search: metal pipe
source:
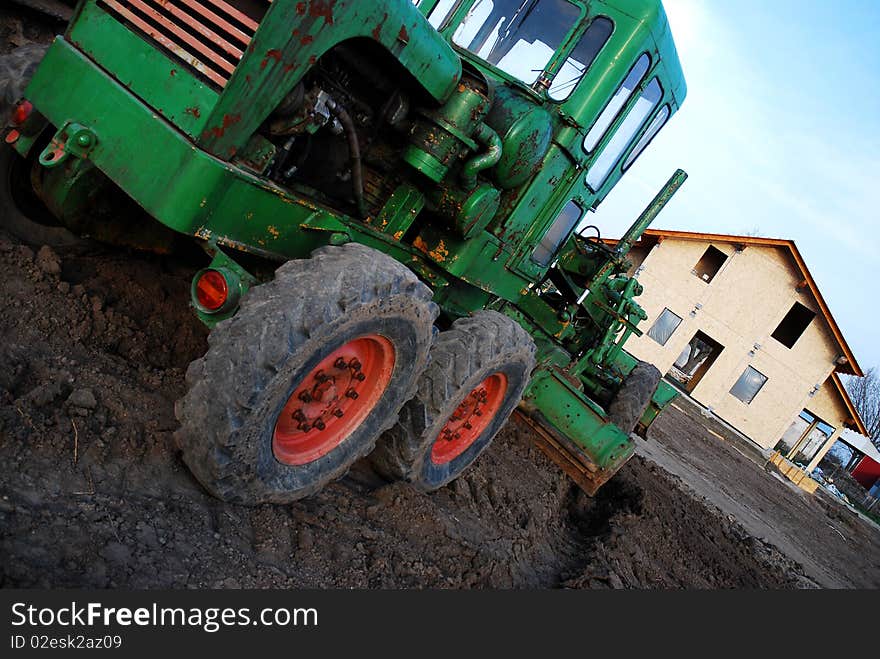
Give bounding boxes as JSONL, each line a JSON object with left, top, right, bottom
{"left": 461, "top": 123, "right": 502, "bottom": 190}
{"left": 617, "top": 168, "right": 688, "bottom": 257}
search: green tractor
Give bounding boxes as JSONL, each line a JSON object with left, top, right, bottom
{"left": 2, "top": 0, "right": 687, "bottom": 503}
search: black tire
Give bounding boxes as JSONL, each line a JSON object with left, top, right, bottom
{"left": 371, "top": 310, "right": 536, "bottom": 491}
{"left": 0, "top": 44, "right": 85, "bottom": 248}
{"left": 607, "top": 361, "right": 661, "bottom": 435}
{"left": 174, "top": 243, "right": 438, "bottom": 504}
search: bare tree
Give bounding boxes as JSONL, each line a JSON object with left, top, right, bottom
{"left": 844, "top": 368, "right": 880, "bottom": 444}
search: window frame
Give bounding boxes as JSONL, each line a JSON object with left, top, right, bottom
{"left": 548, "top": 15, "right": 614, "bottom": 102}
{"left": 582, "top": 52, "right": 651, "bottom": 155}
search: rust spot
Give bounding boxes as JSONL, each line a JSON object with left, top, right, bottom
{"left": 261, "top": 49, "right": 283, "bottom": 69}
{"left": 308, "top": 0, "right": 335, "bottom": 25}
{"left": 413, "top": 236, "right": 429, "bottom": 255}
{"left": 296, "top": 1, "right": 306, "bottom": 14}
{"left": 170, "top": 69, "right": 177, "bottom": 77}
{"left": 292, "top": 28, "right": 300, "bottom": 36}
{"left": 228, "top": 145, "right": 237, "bottom": 157}
{"left": 397, "top": 25, "right": 409, "bottom": 42}
{"left": 308, "top": 55, "right": 317, "bottom": 65}
{"left": 208, "top": 113, "right": 242, "bottom": 139}
{"left": 372, "top": 12, "right": 388, "bottom": 40}
{"left": 184, "top": 106, "right": 201, "bottom": 119}
{"left": 300, "top": 34, "right": 314, "bottom": 45}
{"left": 284, "top": 63, "right": 296, "bottom": 73}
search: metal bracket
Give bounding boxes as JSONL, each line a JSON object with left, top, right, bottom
{"left": 38, "top": 122, "right": 97, "bottom": 168}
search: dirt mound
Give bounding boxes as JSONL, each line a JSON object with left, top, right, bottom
{"left": 0, "top": 235, "right": 814, "bottom": 588}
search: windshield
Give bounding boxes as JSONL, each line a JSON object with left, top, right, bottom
{"left": 452, "top": 0, "right": 580, "bottom": 86}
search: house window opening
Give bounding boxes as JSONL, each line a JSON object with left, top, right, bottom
{"left": 647, "top": 308, "right": 682, "bottom": 346}
{"left": 771, "top": 302, "right": 815, "bottom": 348}
{"left": 692, "top": 245, "right": 727, "bottom": 283}
{"left": 730, "top": 365, "right": 768, "bottom": 404}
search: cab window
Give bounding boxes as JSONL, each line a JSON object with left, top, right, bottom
{"left": 623, "top": 104, "right": 670, "bottom": 170}
{"left": 585, "top": 77, "right": 663, "bottom": 190}
{"left": 583, "top": 53, "right": 649, "bottom": 152}
{"left": 453, "top": 0, "right": 580, "bottom": 86}
{"left": 532, "top": 201, "right": 583, "bottom": 266}
{"left": 548, "top": 17, "right": 613, "bottom": 101}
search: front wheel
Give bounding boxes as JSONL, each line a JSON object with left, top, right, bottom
{"left": 174, "top": 243, "right": 437, "bottom": 504}
{"left": 371, "top": 310, "right": 536, "bottom": 491}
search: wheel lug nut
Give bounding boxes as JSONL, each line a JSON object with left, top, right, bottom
{"left": 349, "top": 358, "right": 361, "bottom": 371}
{"left": 298, "top": 391, "right": 312, "bottom": 403}
{"left": 332, "top": 409, "right": 344, "bottom": 418}
{"left": 453, "top": 432, "right": 461, "bottom": 440}
{"left": 346, "top": 389, "right": 359, "bottom": 399}
{"left": 474, "top": 410, "right": 482, "bottom": 416}
{"left": 292, "top": 410, "right": 306, "bottom": 421}
{"left": 463, "top": 422, "right": 472, "bottom": 429}
{"left": 314, "top": 419, "right": 326, "bottom": 430}
{"left": 334, "top": 357, "right": 347, "bottom": 369}
{"left": 355, "top": 372, "right": 366, "bottom": 381}
{"left": 300, "top": 423, "right": 311, "bottom": 432}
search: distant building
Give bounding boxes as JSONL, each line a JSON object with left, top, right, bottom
{"left": 617, "top": 229, "right": 869, "bottom": 474}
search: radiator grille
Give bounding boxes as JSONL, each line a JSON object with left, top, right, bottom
{"left": 100, "top": 0, "right": 272, "bottom": 87}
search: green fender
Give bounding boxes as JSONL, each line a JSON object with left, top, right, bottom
{"left": 200, "top": 0, "right": 463, "bottom": 156}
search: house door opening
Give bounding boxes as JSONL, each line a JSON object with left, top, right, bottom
{"left": 776, "top": 409, "right": 835, "bottom": 467}
{"left": 667, "top": 331, "right": 724, "bottom": 393}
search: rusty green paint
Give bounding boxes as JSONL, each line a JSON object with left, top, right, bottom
{"left": 17, "top": 0, "right": 689, "bottom": 494}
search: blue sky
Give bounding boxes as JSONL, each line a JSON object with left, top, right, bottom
{"left": 591, "top": 0, "right": 880, "bottom": 374}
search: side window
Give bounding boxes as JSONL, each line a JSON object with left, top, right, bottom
{"left": 427, "top": 0, "right": 459, "bottom": 28}
{"left": 623, "top": 104, "right": 670, "bottom": 170}
{"left": 531, "top": 201, "right": 583, "bottom": 266}
{"left": 583, "top": 53, "right": 650, "bottom": 152}
{"left": 549, "top": 17, "right": 613, "bottom": 101}
{"left": 586, "top": 77, "right": 663, "bottom": 191}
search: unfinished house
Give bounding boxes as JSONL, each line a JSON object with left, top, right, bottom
{"left": 618, "top": 229, "right": 868, "bottom": 473}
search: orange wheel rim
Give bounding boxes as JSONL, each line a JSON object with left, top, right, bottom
{"left": 431, "top": 372, "right": 508, "bottom": 465}
{"left": 273, "top": 335, "right": 395, "bottom": 466}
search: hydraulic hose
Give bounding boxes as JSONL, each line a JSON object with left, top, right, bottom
{"left": 461, "top": 123, "right": 502, "bottom": 191}
{"left": 326, "top": 97, "right": 366, "bottom": 219}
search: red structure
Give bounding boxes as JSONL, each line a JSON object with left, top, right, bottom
{"left": 851, "top": 456, "right": 880, "bottom": 490}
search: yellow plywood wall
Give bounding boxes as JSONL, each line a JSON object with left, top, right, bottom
{"left": 626, "top": 239, "right": 847, "bottom": 448}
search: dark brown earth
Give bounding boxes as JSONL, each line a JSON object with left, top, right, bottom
{"left": 2, "top": 8, "right": 877, "bottom": 590}
{"left": 0, "top": 235, "right": 818, "bottom": 590}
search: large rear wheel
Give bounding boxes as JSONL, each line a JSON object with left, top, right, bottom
{"left": 0, "top": 44, "right": 84, "bottom": 248}
{"left": 175, "top": 243, "right": 437, "bottom": 504}
{"left": 371, "top": 310, "right": 536, "bottom": 491}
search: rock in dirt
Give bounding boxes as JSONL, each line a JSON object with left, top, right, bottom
{"left": 35, "top": 245, "right": 61, "bottom": 275}
{"left": 66, "top": 388, "right": 97, "bottom": 410}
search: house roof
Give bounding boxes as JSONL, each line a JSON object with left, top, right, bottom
{"left": 614, "top": 229, "right": 863, "bottom": 377}
{"left": 839, "top": 428, "right": 880, "bottom": 463}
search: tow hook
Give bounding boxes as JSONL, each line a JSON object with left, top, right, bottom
{"left": 38, "top": 122, "right": 97, "bottom": 168}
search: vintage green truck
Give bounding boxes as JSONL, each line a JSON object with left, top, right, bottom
{"left": 1, "top": 0, "right": 686, "bottom": 503}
